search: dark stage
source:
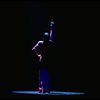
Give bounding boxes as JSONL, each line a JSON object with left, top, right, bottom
{"left": 0, "top": 1, "right": 100, "bottom": 99}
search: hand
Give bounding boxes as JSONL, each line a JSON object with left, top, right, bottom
{"left": 36, "top": 53, "right": 42, "bottom": 62}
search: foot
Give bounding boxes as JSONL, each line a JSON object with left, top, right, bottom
{"left": 43, "top": 91, "right": 50, "bottom": 94}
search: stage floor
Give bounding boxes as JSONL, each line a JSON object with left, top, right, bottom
{"left": 0, "top": 90, "right": 86, "bottom": 99}
{"left": 12, "top": 90, "right": 85, "bottom": 95}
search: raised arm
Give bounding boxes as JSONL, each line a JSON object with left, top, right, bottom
{"left": 50, "top": 20, "right": 54, "bottom": 42}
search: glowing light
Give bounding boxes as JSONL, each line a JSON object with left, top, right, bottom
{"left": 12, "top": 91, "right": 85, "bottom": 95}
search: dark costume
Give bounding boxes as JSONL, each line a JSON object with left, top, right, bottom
{"left": 40, "top": 40, "right": 53, "bottom": 93}
{"left": 32, "top": 39, "right": 54, "bottom": 93}
{"left": 32, "top": 20, "right": 54, "bottom": 93}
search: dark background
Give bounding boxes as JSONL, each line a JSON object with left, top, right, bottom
{"left": 0, "top": 1, "right": 100, "bottom": 98}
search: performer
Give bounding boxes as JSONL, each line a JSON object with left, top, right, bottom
{"left": 32, "top": 20, "right": 54, "bottom": 93}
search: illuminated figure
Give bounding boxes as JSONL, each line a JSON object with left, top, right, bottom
{"left": 32, "top": 20, "right": 54, "bottom": 93}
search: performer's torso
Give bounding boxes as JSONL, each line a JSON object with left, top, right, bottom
{"left": 38, "top": 41, "right": 53, "bottom": 65}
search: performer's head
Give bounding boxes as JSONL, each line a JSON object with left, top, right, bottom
{"left": 43, "top": 32, "right": 50, "bottom": 42}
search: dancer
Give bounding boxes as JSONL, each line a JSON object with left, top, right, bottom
{"left": 32, "top": 20, "right": 54, "bottom": 93}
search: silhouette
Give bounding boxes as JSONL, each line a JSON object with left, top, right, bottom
{"left": 32, "top": 20, "right": 54, "bottom": 93}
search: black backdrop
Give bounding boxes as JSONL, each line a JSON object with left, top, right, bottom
{"left": 0, "top": 1, "right": 100, "bottom": 98}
